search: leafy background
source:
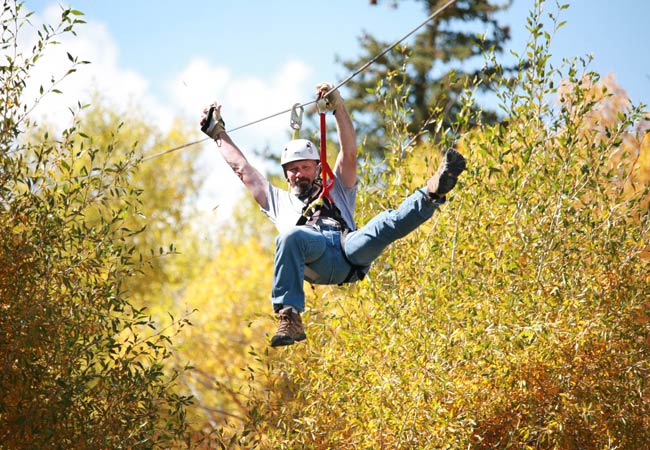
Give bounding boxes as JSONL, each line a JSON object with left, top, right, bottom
{"left": 1, "top": 0, "right": 648, "bottom": 449}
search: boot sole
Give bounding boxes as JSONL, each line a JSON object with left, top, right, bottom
{"left": 270, "top": 335, "right": 295, "bottom": 347}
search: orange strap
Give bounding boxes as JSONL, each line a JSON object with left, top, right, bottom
{"left": 319, "top": 112, "right": 335, "bottom": 201}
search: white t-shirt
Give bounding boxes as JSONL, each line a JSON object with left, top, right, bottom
{"left": 261, "top": 169, "right": 357, "bottom": 234}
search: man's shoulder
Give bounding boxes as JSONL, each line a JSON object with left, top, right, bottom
{"left": 267, "top": 183, "right": 293, "bottom": 201}
{"left": 266, "top": 183, "right": 304, "bottom": 211}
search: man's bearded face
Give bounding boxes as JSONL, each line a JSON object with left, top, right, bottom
{"left": 284, "top": 160, "right": 321, "bottom": 199}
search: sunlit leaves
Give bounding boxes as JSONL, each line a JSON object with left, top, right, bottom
{"left": 1, "top": 2, "right": 193, "bottom": 447}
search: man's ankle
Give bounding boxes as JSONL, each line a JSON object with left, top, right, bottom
{"left": 273, "top": 303, "right": 299, "bottom": 314}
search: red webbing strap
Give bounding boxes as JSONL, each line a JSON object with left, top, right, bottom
{"left": 319, "top": 112, "right": 335, "bottom": 201}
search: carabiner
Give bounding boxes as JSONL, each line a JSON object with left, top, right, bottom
{"left": 290, "top": 103, "right": 304, "bottom": 130}
{"left": 316, "top": 97, "right": 329, "bottom": 114}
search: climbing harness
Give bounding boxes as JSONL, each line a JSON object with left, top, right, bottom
{"left": 293, "top": 103, "right": 369, "bottom": 285}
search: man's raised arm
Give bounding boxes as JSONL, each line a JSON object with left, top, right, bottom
{"left": 200, "top": 103, "right": 269, "bottom": 209}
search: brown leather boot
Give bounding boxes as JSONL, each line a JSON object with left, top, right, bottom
{"left": 427, "top": 148, "right": 467, "bottom": 199}
{"left": 271, "top": 307, "right": 307, "bottom": 347}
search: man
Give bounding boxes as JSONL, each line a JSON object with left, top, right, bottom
{"left": 200, "top": 82, "right": 466, "bottom": 347}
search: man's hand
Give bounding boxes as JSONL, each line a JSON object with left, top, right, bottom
{"left": 315, "top": 82, "right": 343, "bottom": 111}
{"left": 200, "top": 102, "right": 226, "bottom": 139}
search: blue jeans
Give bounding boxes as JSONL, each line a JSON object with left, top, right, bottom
{"left": 272, "top": 189, "right": 444, "bottom": 312}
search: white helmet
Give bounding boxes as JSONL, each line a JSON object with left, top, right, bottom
{"left": 280, "top": 139, "right": 320, "bottom": 166}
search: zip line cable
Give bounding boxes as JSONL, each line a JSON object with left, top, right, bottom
{"left": 141, "top": 137, "right": 209, "bottom": 162}
{"left": 38, "top": 0, "right": 455, "bottom": 190}
{"left": 142, "top": 0, "right": 457, "bottom": 164}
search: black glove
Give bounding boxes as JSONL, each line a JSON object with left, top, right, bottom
{"left": 200, "top": 103, "right": 226, "bottom": 139}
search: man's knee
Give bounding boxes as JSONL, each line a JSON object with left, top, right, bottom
{"left": 276, "top": 226, "right": 311, "bottom": 249}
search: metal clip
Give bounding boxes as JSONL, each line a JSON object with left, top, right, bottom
{"left": 290, "top": 103, "right": 304, "bottom": 130}
{"left": 316, "top": 97, "right": 329, "bottom": 114}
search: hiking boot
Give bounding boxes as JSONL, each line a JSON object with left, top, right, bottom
{"left": 270, "top": 306, "right": 307, "bottom": 347}
{"left": 427, "top": 148, "right": 467, "bottom": 198}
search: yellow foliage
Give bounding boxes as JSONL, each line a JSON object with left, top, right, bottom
{"left": 174, "top": 224, "right": 276, "bottom": 436}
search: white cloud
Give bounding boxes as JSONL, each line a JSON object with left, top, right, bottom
{"left": 168, "top": 57, "right": 314, "bottom": 152}
{"left": 17, "top": 3, "right": 316, "bottom": 223}
{"left": 168, "top": 57, "right": 315, "bottom": 219}
{"left": 20, "top": 4, "right": 173, "bottom": 132}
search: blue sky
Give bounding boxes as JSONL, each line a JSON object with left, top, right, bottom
{"left": 20, "top": 0, "right": 650, "bottom": 215}
{"left": 23, "top": 0, "right": 648, "bottom": 105}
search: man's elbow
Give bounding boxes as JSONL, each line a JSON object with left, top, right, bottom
{"left": 228, "top": 162, "right": 248, "bottom": 182}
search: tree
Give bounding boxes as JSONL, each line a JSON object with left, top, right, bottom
{"left": 165, "top": 189, "right": 280, "bottom": 447}
{"left": 64, "top": 95, "right": 211, "bottom": 316}
{"left": 340, "top": 0, "right": 514, "bottom": 154}
{"left": 0, "top": 2, "right": 194, "bottom": 447}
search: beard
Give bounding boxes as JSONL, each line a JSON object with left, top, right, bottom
{"left": 291, "top": 178, "right": 322, "bottom": 201}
